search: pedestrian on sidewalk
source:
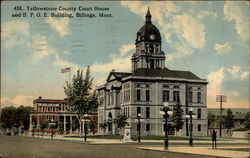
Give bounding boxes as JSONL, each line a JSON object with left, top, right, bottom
{"left": 212, "top": 129, "right": 217, "bottom": 149}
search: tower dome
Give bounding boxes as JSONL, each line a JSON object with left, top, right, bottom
{"left": 135, "top": 8, "right": 162, "bottom": 44}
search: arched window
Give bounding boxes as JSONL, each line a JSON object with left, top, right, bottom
{"left": 198, "top": 124, "right": 201, "bottom": 132}
{"left": 108, "top": 112, "right": 112, "bottom": 119}
{"left": 149, "top": 44, "right": 154, "bottom": 53}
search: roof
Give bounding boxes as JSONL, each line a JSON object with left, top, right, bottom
{"left": 34, "top": 99, "right": 67, "bottom": 104}
{"left": 136, "top": 8, "right": 161, "bottom": 44}
{"left": 131, "top": 68, "right": 202, "bottom": 80}
{"left": 106, "top": 71, "right": 131, "bottom": 82}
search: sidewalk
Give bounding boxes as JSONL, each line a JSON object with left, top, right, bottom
{"left": 138, "top": 146, "right": 250, "bottom": 158}
{"left": 28, "top": 134, "right": 249, "bottom": 144}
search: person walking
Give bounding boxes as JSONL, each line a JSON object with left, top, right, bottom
{"left": 212, "top": 129, "right": 217, "bottom": 149}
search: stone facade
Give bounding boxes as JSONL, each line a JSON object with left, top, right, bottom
{"left": 97, "top": 9, "right": 208, "bottom": 136}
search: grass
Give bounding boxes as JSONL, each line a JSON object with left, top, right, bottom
{"left": 64, "top": 135, "right": 213, "bottom": 140}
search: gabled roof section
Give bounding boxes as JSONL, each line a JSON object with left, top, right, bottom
{"left": 131, "top": 68, "right": 202, "bottom": 80}
{"left": 106, "top": 71, "right": 131, "bottom": 82}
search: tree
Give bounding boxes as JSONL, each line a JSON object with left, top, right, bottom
{"left": 114, "top": 114, "right": 128, "bottom": 134}
{"left": 16, "top": 106, "right": 33, "bottom": 130}
{"left": 208, "top": 112, "right": 216, "bottom": 127}
{"left": 224, "top": 109, "right": 235, "bottom": 133}
{"left": 99, "top": 122, "right": 108, "bottom": 135}
{"left": 64, "top": 66, "right": 98, "bottom": 136}
{"left": 40, "top": 120, "right": 48, "bottom": 138}
{"left": 171, "top": 101, "right": 183, "bottom": 131}
{"left": 1, "top": 106, "right": 17, "bottom": 129}
{"left": 243, "top": 112, "right": 250, "bottom": 129}
{"left": 0, "top": 106, "right": 32, "bottom": 131}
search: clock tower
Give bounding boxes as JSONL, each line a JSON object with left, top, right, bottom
{"left": 131, "top": 8, "right": 166, "bottom": 72}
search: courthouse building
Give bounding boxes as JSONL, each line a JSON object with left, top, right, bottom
{"left": 97, "top": 9, "right": 208, "bottom": 136}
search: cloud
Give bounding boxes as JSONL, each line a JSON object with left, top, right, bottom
{"left": 197, "top": 10, "right": 218, "bottom": 20}
{"left": 224, "top": 1, "right": 249, "bottom": 41}
{"left": 167, "top": 42, "right": 194, "bottom": 61}
{"left": 172, "top": 14, "right": 205, "bottom": 49}
{"left": 214, "top": 41, "right": 232, "bottom": 55}
{"left": 120, "top": 43, "right": 134, "bottom": 56}
{"left": 1, "top": 20, "right": 29, "bottom": 49}
{"left": 30, "top": 34, "right": 57, "bottom": 61}
{"left": 46, "top": 17, "right": 70, "bottom": 37}
{"left": 241, "top": 71, "right": 249, "bottom": 80}
{"left": 1, "top": 95, "right": 35, "bottom": 108}
{"left": 207, "top": 66, "right": 249, "bottom": 108}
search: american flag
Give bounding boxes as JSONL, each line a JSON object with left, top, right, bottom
{"left": 61, "top": 67, "right": 70, "bottom": 73}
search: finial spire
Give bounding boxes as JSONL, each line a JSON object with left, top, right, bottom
{"left": 145, "top": 7, "right": 152, "bottom": 24}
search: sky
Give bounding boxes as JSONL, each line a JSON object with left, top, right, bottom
{"left": 1, "top": 1, "right": 249, "bottom": 109}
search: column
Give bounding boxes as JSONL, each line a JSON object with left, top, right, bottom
{"left": 64, "top": 115, "right": 66, "bottom": 134}
{"left": 37, "top": 115, "right": 40, "bottom": 129}
{"left": 70, "top": 116, "right": 72, "bottom": 133}
{"left": 29, "top": 115, "right": 32, "bottom": 131}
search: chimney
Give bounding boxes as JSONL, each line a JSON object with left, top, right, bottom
{"left": 39, "top": 96, "right": 42, "bottom": 99}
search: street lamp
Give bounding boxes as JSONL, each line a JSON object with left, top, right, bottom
{"left": 186, "top": 107, "right": 195, "bottom": 146}
{"left": 49, "top": 119, "right": 56, "bottom": 139}
{"left": 161, "top": 102, "right": 172, "bottom": 150}
{"left": 82, "top": 114, "right": 88, "bottom": 142}
{"left": 137, "top": 113, "right": 141, "bottom": 142}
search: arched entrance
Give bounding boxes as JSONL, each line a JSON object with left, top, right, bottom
{"left": 108, "top": 112, "right": 113, "bottom": 135}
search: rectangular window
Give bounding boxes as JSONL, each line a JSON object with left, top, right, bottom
{"left": 189, "top": 91, "right": 193, "bottom": 102}
{"left": 198, "top": 109, "right": 201, "bottom": 119}
{"left": 146, "top": 90, "right": 150, "bottom": 101}
{"left": 197, "top": 92, "right": 201, "bottom": 103}
{"left": 108, "top": 93, "right": 110, "bottom": 105}
{"left": 124, "top": 90, "right": 130, "bottom": 102}
{"left": 137, "top": 107, "right": 141, "bottom": 116}
{"left": 163, "top": 90, "right": 169, "bottom": 102}
{"left": 146, "top": 123, "right": 150, "bottom": 131}
{"left": 128, "top": 107, "right": 130, "bottom": 117}
{"left": 198, "top": 124, "right": 201, "bottom": 132}
{"left": 146, "top": 107, "right": 150, "bottom": 118}
{"left": 173, "top": 91, "right": 180, "bottom": 102}
{"left": 110, "top": 93, "right": 113, "bottom": 105}
{"left": 137, "top": 89, "right": 141, "bottom": 101}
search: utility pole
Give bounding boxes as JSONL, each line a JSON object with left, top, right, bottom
{"left": 216, "top": 95, "right": 226, "bottom": 137}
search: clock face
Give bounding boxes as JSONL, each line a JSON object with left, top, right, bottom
{"left": 150, "top": 34, "right": 155, "bottom": 40}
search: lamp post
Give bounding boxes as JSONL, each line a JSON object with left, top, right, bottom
{"left": 137, "top": 113, "right": 141, "bottom": 142}
{"left": 161, "top": 102, "right": 172, "bottom": 150}
{"left": 49, "top": 119, "right": 56, "bottom": 139}
{"left": 83, "top": 114, "right": 88, "bottom": 142}
{"left": 188, "top": 108, "right": 195, "bottom": 146}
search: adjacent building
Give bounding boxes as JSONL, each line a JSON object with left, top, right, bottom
{"left": 97, "top": 9, "right": 208, "bottom": 136}
{"left": 29, "top": 96, "right": 77, "bottom": 134}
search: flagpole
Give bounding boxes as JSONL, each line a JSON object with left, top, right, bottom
{"left": 69, "top": 67, "right": 71, "bottom": 85}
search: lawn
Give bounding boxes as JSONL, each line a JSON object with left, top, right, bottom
{"left": 64, "top": 135, "right": 212, "bottom": 140}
